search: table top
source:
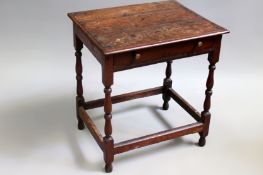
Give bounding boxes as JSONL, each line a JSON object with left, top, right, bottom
{"left": 68, "top": 0, "right": 229, "bottom": 55}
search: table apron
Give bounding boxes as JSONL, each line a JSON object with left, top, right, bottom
{"left": 113, "top": 36, "right": 221, "bottom": 72}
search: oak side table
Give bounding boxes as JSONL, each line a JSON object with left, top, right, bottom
{"left": 68, "top": 1, "right": 229, "bottom": 173}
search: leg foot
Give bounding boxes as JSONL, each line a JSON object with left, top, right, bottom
{"left": 198, "top": 136, "right": 206, "bottom": 147}
{"left": 162, "top": 102, "right": 169, "bottom": 110}
{"left": 105, "top": 163, "right": 113, "bottom": 173}
{"left": 78, "top": 121, "right": 85, "bottom": 130}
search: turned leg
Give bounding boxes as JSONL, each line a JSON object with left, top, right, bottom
{"left": 103, "top": 86, "right": 114, "bottom": 173}
{"left": 162, "top": 61, "right": 173, "bottom": 110}
{"left": 102, "top": 57, "right": 114, "bottom": 173}
{"left": 199, "top": 51, "right": 219, "bottom": 147}
{"left": 74, "top": 34, "right": 85, "bottom": 130}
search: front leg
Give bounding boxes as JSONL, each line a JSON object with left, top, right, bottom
{"left": 102, "top": 56, "right": 114, "bottom": 173}
{"left": 74, "top": 34, "right": 85, "bottom": 130}
{"left": 199, "top": 46, "right": 221, "bottom": 146}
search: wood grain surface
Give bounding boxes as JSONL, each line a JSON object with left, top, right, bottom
{"left": 68, "top": 0, "right": 228, "bottom": 55}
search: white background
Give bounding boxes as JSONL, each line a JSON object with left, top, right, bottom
{"left": 0, "top": 0, "right": 262, "bottom": 174}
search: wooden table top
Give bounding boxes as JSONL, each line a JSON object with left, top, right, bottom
{"left": 68, "top": 0, "right": 229, "bottom": 55}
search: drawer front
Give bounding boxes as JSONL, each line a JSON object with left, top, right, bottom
{"left": 113, "top": 37, "right": 217, "bottom": 71}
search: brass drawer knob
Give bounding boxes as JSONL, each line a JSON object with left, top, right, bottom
{"left": 197, "top": 41, "right": 203, "bottom": 47}
{"left": 135, "top": 53, "right": 141, "bottom": 60}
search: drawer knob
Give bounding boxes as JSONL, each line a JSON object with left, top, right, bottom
{"left": 135, "top": 53, "right": 141, "bottom": 60}
{"left": 198, "top": 41, "right": 203, "bottom": 47}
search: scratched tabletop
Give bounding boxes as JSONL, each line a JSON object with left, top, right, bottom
{"left": 68, "top": 0, "right": 228, "bottom": 55}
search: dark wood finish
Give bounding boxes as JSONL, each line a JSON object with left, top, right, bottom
{"left": 68, "top": 1, "right": 228, "bottom": 55}
{"left": 114, "top": 122, "right": 204, "bottom": 155}
{"left": 74, "top": 34, "right": 85, "bottom": 130}
{"left": 168, "top": 88, "right": 201, "bottom": 122}
{"left": 162, "top": 61, "right": 173, "bottom": 110}
{"left": 102, "top": 56, "right": 114, "bottom": 173}
{"left": 73, "top": 24, "right": 104, "bottom": 64}
{"left": 84, "top": 86, "right": 163, "bottom": 110}
{"left": 113, "top": 36, "right": 218, "bottom": 72}
{"left": 199, "top": 38, "right": 222, "bottom": 147}
{"left": 68, "top": 1, "right": 229, "bottom": 172}
{"left": 79, "top": 107, "right": 104, "bottom": 150}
